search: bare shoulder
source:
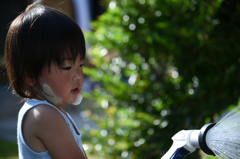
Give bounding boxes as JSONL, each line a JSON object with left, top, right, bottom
{"left": 23, "top": 104, "right": 62, "bottom": 133}
{"left": 23, "top": 104, "right": 87, "bottom": 158}
{"left": 23, "top": 104, "right": 68, "bottom": 141}
{"left": 22, "top": 104, "right": 61, "bottom": 152}
{"left": 25, "top": 104, "right": 61, "bottom": 123}
{"left": 25, "top": 104, "right": 58, "bottom": 118}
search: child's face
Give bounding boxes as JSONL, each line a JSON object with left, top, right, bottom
{"left": 39, "top": 55, "right": 84, "bottom": 106}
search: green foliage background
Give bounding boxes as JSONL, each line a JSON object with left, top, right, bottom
{"left": 81, "top": 0, "right": 240, "bottom": 158}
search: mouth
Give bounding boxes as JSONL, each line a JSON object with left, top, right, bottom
{"left": 71, "top": 87, "right": 80, "bottom": 94}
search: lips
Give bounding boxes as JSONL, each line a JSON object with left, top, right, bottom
{"left": 71, "top": 87, "right": 80, "bottom": 94}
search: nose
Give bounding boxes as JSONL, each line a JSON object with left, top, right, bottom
{"left": 73, "top": 67, "right": 84, "bottom": 81}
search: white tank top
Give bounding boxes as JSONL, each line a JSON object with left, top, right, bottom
{"left": 17, "top": 99, "right": 86, "bottom": 159}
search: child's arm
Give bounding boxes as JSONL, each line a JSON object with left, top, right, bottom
{"left": 23, "top": 104, "right": 87, "bottom": 159}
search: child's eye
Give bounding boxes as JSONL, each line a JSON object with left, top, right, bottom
{"left": 62, "top": 66, "right": 71, "bottom": 70}
{"left": 79, "top": 64, "right": 85, "bottom": 67}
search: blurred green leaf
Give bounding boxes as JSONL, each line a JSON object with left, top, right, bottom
{"left": 82, "top": 0, "right": 240, "bottom": 158}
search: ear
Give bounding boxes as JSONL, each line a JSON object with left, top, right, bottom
{"left": 24, "top": 76, "right": 36, "bottom": 86}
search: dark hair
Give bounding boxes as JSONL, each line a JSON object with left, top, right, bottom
{"left": 4, "top": 2, "right": 86, "bottom": 99}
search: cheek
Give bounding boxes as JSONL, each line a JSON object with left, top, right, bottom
{"left": 81, "top": 74, "right": 84, "bottom": 85}
{"left": 50, "top": 77, "right": 71, "bottom": 96}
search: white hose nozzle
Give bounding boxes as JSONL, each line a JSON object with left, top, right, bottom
{"left": 161, "top": 123, "right": 216, "bottom": 159}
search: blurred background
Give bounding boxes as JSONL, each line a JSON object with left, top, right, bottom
{"left": 1, "top": 0, "right": 240, "bottom": 159}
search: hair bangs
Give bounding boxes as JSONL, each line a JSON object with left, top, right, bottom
{"left": 59, "top": 27, "right": 86, "bottom": 65}
{"left": 35, "top": 6, "right": 86, "bottom": 70}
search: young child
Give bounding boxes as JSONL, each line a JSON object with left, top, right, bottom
{"left": 4, "top": 1, "right": 88, "bottom": 159}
